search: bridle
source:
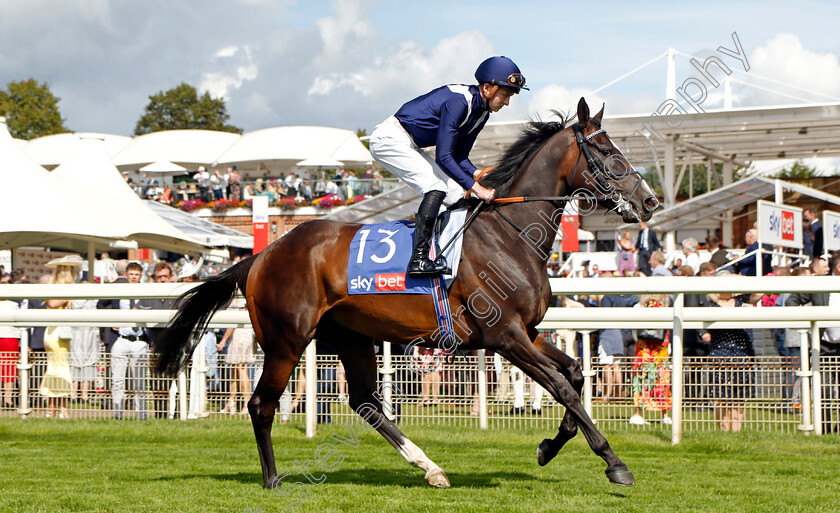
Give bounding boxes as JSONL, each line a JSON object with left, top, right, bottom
{"left": 568, "top": 121, "right": 646, "bottom": 217}
{"left": 486, "top": 122, "right": 645, "bottom": 253}
{"left": 440, "top": 121, "right": 648, "bottom": 259}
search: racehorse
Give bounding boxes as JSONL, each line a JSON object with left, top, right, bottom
{"left": 156, "top": 98, "right": 658, "bottom": 490}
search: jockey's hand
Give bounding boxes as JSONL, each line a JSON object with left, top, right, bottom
{"left": 470, "top": 183, "right": 496, "bottom": 203}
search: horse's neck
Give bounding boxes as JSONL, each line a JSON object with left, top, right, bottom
{"left": 491, "top": 135, "right": 570, "bottom": 260}
{"left": 506, "top": 133, "right": 570, "bottom": 199}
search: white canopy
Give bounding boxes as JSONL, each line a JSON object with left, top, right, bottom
{"left": 216, "top": 126, "right": 371, "bottom": 167}
{"left": 139, "top": 160, "right": 187, "bottom": 173}
{"left": 297, "top": 157, "right": 344, "bottom": 168}
{"left": 112, "top": 129, "right": 240, "bottom": 170}
{"left": 145, "top": 201, "right": 253, "bottom": 248}
{"left": 0, "top": 118, "right": 122, "bottom": 253}
{"left": 23, "top": 132, "right": 131, "bottom": 169}
{"left": 50, "top": 135, "right": 207, "bottom": 255}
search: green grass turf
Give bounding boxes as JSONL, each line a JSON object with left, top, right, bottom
{"left": 1, "top": 418, "right": 838, "bottom": 513}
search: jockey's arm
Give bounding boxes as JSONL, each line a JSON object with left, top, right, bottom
{"left": 434, "top": 98, "right": 478, "bottom": 191}
{"left": 436, "top": 99, "right": 496, "bottom": 202}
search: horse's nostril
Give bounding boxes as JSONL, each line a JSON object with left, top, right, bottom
{"left": 643, "top": 196, "right": 659, "bottom": 212}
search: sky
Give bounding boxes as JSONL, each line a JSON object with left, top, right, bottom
{"left": 1, "top": 0, "right": 839, "bottom": 139}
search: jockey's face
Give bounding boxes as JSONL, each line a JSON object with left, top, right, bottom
{"left": 481, "top": 84, "right": 516, "bottom": 112}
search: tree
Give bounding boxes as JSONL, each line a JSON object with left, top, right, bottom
{"left": 356, "top": 128, "right": 369, "bottom": 149}
{"left": 642, "top": 161, "right": 747, "bottom": 199}
{"left": 134, "top": 83, "right": 242, "bottom": 135}
{"left": 774, "top": 161, "right": 819, "bottom": 181}
{"left": 0, "top": 79, "right": 69, "bottom": 140}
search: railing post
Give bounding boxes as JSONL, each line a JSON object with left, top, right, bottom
{"left": 381, "top": 341, "right": 394, "bottom": 420}
{"left": 16, "top": 329, "right": 32, "bottom": 417}
{"left": 195, "top": 335, "right": 207, "bottom": 418}
{"left": 478, "top": 349, "right": 488, "bottom": 429}
{"left": 671, "top": 293, "right": 684, "bottom": 445}
{"left": 178, "top": 369, "right": 188, "bottom": 421}
{"left": 797, "top": 328, "right": 813, "bottom": 433}
{"left": 305, "top": 341, "right": 317, "bottom": 438}
{"left": 581, "top": 330, "right": 594, "bottom": 419}
{"left": 811, "top": 324, "right": 822, "bottom": 436}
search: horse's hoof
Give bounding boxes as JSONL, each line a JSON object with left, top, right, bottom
{"left": 537, "top": 438, "right": 558, "bottom": 467}
{"left": 605, "top": 465, "right": 635, "bottom": 486}
{"left": 425, "top": 469, "right": 451, "bottom": 488}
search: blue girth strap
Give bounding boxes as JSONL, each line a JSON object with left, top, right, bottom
{"left": 428, "top": 244, "right": 457, "bottom": 360}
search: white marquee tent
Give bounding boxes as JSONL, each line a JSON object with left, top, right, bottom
{"left": 0, "top": 118, "right": 124, "bottom": 254}
{"left": 112, "top": 129, "right": 241, "bottom": 170}
{"left": 25, "top": 126, "right": 373, "bottom": 179}
{"left": 215, "top": 126, "right": 372, "bottom": 178}
{"left": 50, "top": 135, "right": 207, "bottom": 255}
{"left": 22, "top": 132, "right": 132, "bottom": 169}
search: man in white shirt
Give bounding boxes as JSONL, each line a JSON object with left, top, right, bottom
{"left": 193, "top": 166, "right": 211, "bottom": 202}
{"left": 110, "top": 262, "right": 148, "bottom": 420}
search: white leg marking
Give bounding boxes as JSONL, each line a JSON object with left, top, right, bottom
{"left": 397, "top": 438, "right": 450, "bottom": 487}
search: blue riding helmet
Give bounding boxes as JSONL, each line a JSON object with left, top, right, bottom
{"left": 474, "top": 56, "right": 529, "bottom": 92}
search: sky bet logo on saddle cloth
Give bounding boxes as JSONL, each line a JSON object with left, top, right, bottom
{"left": 347, "top": 220, "right": 433, "bottom": 295}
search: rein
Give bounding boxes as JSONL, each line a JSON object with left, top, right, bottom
{"left": 439, "top": 121, "right": 643, "bottom": 259}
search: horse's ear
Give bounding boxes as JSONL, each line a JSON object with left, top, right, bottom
{"left": 593, "top": 103, "right": 605, "bottom": 124}
{"left": 577, "top": 97, "right": 590, "bottom": 127}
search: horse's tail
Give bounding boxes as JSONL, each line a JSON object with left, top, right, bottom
{"left": 156, "top": 254, "right": 257, "bottom": 376}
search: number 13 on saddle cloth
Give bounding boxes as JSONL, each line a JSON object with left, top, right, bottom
{"left": 347, "top": 209, "right": 467, "bottom": 295}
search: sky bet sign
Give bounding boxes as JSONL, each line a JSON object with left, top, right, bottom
{"left": 823, "top": 211, "right": 840, "bottom": 252}
{"left": 757, "top": 200, "right": 802, "bottom": 249}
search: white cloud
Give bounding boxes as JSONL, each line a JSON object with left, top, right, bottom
{"left": 200, "top": 46, "right": 258, "bottom": 100}
{"left": 215, "top": 46, "right": 239, "bottom": 58}
{"left": 314, "top": 0, "right": 377, "bottom": 64}
{"left": 744, "top": 33, "right": 840, "bottom": 104}
{"left": 522, "top": 84, "right": 606, "bottom": 123}
{"left": 308, "top": 30, "right": 493, "bottom": 98}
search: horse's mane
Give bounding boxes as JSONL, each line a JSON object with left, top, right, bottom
{"left": 480, "top": 112, "right": 568, "bottom": 198}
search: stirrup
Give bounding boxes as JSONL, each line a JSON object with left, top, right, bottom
{"left": 433, "top": 257, "right": 452, "bottom": 275}
{"left": 407, "top": 256, "right": 447, "bottom": 277}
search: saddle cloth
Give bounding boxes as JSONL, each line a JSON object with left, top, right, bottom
{"left": 347, "top": 208, "right": 467, "bottom": 295}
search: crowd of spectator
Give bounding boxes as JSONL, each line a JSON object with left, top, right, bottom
{"left": 537, "top": 210, "right": 839, "bottom": 432}
{"left": 0, "top": 255, "right": 262, "bottom": 421}
{"left": 126, "top": 165, "right": 390, "bottom": 207}
{"left": 1, "top": 208, "right": 838, "bottom": 432}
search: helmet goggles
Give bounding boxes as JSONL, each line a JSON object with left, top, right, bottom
{"left": 491, "top": 73, "right": 527, "bottom": 90}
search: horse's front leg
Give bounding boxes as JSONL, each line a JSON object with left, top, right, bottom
{"left": 499, "top": 328, "right": 634, "bottom": 486}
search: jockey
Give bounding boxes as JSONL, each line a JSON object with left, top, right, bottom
{"left": 369, "top": 56, "right": 528, "bottom": 276}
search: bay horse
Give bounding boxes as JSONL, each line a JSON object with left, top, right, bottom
{"left": 156, "top": 98, "right": 658, "bottom": 490}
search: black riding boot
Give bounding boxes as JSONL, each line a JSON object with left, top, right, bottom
{"left": 407, "top": 191, "right": 449, "bottom": 277}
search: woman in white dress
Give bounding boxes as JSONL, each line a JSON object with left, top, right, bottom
{"left": 70, "top": 296, "right": 100, "bottom": 404}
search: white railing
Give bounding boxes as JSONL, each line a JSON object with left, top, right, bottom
{"left": 1, "top": 276, "right": 839, "bottom": 442}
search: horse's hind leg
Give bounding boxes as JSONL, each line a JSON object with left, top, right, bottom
{"left": 531, "top": 331, "right": 583, "bottom": 466}
{"left": 329, "top": 332, "right": 450, "bottom": 488}
{"left": 249, "top": 350, "right": 303, "bottom": 488}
